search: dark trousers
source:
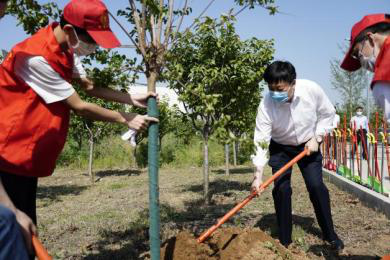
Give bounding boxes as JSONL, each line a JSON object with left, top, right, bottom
{"left": 0, "top": 204, "right": 29, "bottom": 260}
{"left": 0, "top": 171, "right": 38, "bottom": 260}
{"left": 0, "top": 171, "right": 38, "bottom": 225}
{"left": 356, "top": 129, "right": 368, "bottom": 160}
{"left": 268, "top": 140, "right": 338, "bottom": 246}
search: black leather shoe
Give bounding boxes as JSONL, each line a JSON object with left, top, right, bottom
{"left": 329, "top": 239, "right": 344, "bottom": 252}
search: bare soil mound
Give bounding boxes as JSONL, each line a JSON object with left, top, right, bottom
{"left": 160, "top": 227, "right": 308, "bottom": 260}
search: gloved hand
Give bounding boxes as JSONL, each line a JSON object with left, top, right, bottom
{"left": 251, "top": 167, "right": 264, "bottom": 194}
{"left": 305, "top": 136, "right": 319, "bottom": 155}
{"left": 121, "top": 129, "right": 137, "bottom": 147}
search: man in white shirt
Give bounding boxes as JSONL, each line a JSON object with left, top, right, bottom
{"left": 251, "top": 61, "right": 343, "bottom": 250}
{"left": 350, "top": 106, "right": 369, "bottom": 159}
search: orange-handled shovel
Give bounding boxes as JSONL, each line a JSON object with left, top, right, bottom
{"left": 197, "top": 148, "right": 309, "bottom": 243}
{"left": 32, "top": 235, "right": 52, "bottom": 260}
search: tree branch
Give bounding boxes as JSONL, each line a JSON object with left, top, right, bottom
{"left": 163, "top": 0, "right": 174, "bottom": 47}
{"left": 150, "top": 14, "right": 156, "bottom": 47}
{"left": 169, "top": 0, "right": 215, "bottom": 46}
{"left": 171, "top": 0, "right": 188, "bottom": 46}
{"left": 186, "top": 0, "right": 215, "bottom": 32}
{"left": 233, "top": 3, "right": 249, "bottom": 17}
{"left": 129, "top": 0, "right": 147, "bottom": 57}
{"left": 156, "top": 0, "right": 164, "bottom": 46}
{"left": 108, "top": 11, "right": 145, "bottom": 59}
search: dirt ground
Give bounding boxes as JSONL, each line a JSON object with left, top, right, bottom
{"left": 160, "top": 227, "right": 309, "bottom": 260}
{"left": 36, "top": 165, "right": 390, "bottom": 259}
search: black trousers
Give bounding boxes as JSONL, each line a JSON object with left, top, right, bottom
{"left": 0, "top": 171, "right": 38, "bottom": 225}
{"left": 0, "top": 171, "right": 37, "bottom": 260}
{"left": 356, "top": 129, "right": 368, "bottom": 160}
{"left": 268, "top": 140, "right": 338, "bottom": 246}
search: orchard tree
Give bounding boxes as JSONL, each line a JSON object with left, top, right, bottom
{"left": 219, "top": 81, "right": 264, "bottom": 174}
{"left": 164, "top": 15, "right": 274, "bottom": 202}
{"left": 330, "top": 45, "right": 370, "bottom": 120}
{"left": 6, "top": 0, "right": 278, "bottom": 257}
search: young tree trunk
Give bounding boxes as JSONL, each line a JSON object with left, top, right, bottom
{"left": 146, "top": 70, "right": 161, "bottom": 260}
{"left": 85, "top": 124, "right": 95, "bottom": 184}
{"left": 203, "top": 130, "right": 210, "bottom": 204}
{"left": 233, "top": 141, "right": 237, "bottom": 166}
{"left": 88, "top": 136, "right": 95, "bottom": 183}
{"left": 133, "top": 147, "right": 138, "bottom": 169}
{"left": 225, "top": 143, "right": 230, "bottom": 176}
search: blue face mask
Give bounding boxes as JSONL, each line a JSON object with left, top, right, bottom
{"left": 269, "top": 90, "right": 289, "bottom": 103}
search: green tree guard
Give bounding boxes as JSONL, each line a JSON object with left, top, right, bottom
{"left": 148, "top": 97, "right": 160, "bottom": 259}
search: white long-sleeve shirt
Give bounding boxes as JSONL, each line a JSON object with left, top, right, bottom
{"left": 350, "top": 115, "right": 368, "bottom": 130}
{"left": 252, "top": 79, "right": 335, "bottom": 168}
{"left": 332, "top": 114, "right": 340, "bottom": 129}
{"left": 14, "top": 54, "right": 86, "bottom": 104}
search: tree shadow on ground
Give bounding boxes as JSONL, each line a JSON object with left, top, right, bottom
{"left": 95, "top": 168, "right": 142, "bottom": 178}
{"left": 255, "top": 213, "right": 323, "bottom": 239}
{"left": 211, "top": 167, "right": 252, "bottom": 175}
{"left": 256, "top": 214, "right": 379, "bottom": 260}
{"left": 82, "top": 201, "right": 236, "bottom": 259}
{"left": 37, "top": 184, "right": 87, "bottom": 203}
{"left": 308, "top": 244, "right": 380, "bottom": 260}
{"left": 185, "top": 179, "right": 250, "bottom": 197}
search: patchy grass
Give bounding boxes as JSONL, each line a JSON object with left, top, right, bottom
{"left": 36, "top": 165, "right": 390, "bottom": 259}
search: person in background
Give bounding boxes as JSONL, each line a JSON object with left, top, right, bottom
{"left": 0, "top": 0, "right": 157, "bottom": 258}
{"left": 250, "top": 60, "right": 343, "bottom": 251}
{"left": 350, "top": 106, "right": 369, "bottom": 159}
{"left": 341, "top": 14, "right": 390, "bottom": 120}
{"left": 0, "top": 0, "right": 30, "bottom": 259}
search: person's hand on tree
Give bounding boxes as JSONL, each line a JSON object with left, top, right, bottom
{"left": 130, "top": 92, "right": 159, "bottom": 108}
{"left": 121, "top": 112, "right": 159, "bottom": 131}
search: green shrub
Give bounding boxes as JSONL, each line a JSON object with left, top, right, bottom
{"left": 57, "top": 132, "right": 250, "bottom": 171}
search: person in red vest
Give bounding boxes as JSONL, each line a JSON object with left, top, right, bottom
{"left": 341, "top": 14, "right": 390, "bottom": 120}
{"left": 1, "top": 1, "right": 31, "bottom": 259}
{"left": 0, "top": 0, "right": 157, "bottom": 255}
{"left": 341, "top": 14, "right": 390, "bottom": 259}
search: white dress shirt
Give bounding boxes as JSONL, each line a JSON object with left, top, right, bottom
{"left": 372, "top": 81, "right": 390, "bottom": 122}
{"left": 14, "top": 54, "right": 86, "bottom": 104}
{"left": 350, "top": 115, "right": 368, "bottom": 130}
{"left": 252, "top": 79, "right": 335, "bottom": 168}
{"left": 332, "top": 114, "right": 340, "bottom": 129}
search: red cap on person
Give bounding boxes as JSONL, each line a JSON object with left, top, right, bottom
{"left": 341, "top": 13, "right": 390, "bottom": 71}
{"left": 63, "top": 0, "right": 120, "bottom": 49}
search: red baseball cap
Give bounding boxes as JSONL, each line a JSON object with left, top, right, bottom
{"left": 341, "top": 13, "right": 390, "bottom": 71}
{"left": 63, "top": 0, "right": 121, "bottom": 49}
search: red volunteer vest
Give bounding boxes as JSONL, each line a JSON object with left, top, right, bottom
{"left": 0, "top": 23, "right": 74, "bottom": 177}
{"left": 372, "top": 36, "right": 390, "bottom": 86}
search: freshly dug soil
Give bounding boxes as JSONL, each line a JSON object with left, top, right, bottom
{"left": 160, "top": 227, "right": 308, "bottom": 260}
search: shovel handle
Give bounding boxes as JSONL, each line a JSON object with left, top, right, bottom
{"left": 197, "top": 148, "right": 308, "bottom": 243}
{"left": 32, "top": 235, "right": 52, "bottom": 260}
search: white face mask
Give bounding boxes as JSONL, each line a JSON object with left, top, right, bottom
{"left": 358, "top": 40, "right": 380, "bottom": 72}
{"left": 69, "top": 28, "right": 97, "bottom": 56}
{"left": 356, "top": 111, "right": 363, "bottom": 116}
